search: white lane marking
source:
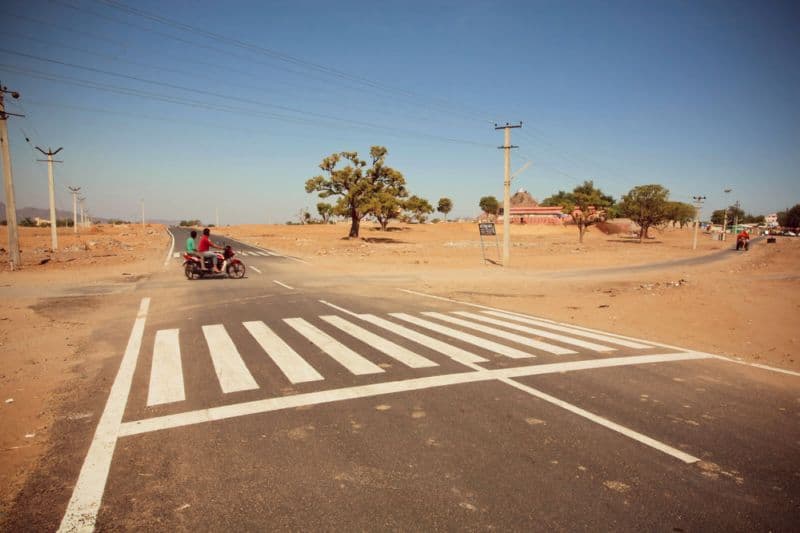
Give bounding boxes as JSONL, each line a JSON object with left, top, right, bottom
{"left": 284, "top": 318, "right": 384, "bottom": 375}
{"left": 163, "top": 228, "right": 175, "bottom": 266}
{"left": 172, "top": 252, "right": 180, "bottom": 258}
{"left": 483, "top": 310, "right": 652, "bottom": 350}
{"left": 58, "top": 297, "right": 151, "bottom": 533}
{"left": 257, "top": 251, "right": 270, "bottom": 257}
{"left": 454, "top": 312, "right": 615, "bottom": 352}
{"left": 201, "top": 325, "right": 259, "bottom": 393}
{"left": 708, "top": 355, "right": 800, "bottom": 377}
{"left": 273, "top": 280, "right": 294, "bottom": 290}
{"left": 500, "top": 377, "right": 699, "bottom": 463}
{"left": 318, "top": 300, "right": 488, "bottom": 365}
{"left": 422, "top": 312, "right": 576, "bottom": 356}
{"left": 147, "top": 329, "right": 185, "bottom": 406}
{"left": 238, "top": 251, "right": 248, "bottom": 256}
{"left": 250, "top": 266, "right": 262, "bottom": 274}
{"left": 320, "top": 315, "right": 438, "bottom": 369}
{"left": 243, "top": 321, "right": 324, "bottom": 384}
{"left": 390, "top": 313, "right": 534, "bottom": 359}
{"left": 118, "top": 352, "right": 710, "bottom": 437}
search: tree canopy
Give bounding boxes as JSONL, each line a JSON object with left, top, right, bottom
{"left": 316, "top": 202, "right": 334, "bottom": 224}
{"left": 777, "top": 204, "right": 800, "bottom": 227}
{"left": 305, "top": 146, "right": 406, "bottom": 237}
{"left": 479, "top": 196, "right": 499, "bottom": 217}
{"left": 405, "top": 195, "right": 434, "bottom": 223}
{"left": 664, "top": 201, "right": 696, "bottom": 228}
{"left": 620, "top": 184, "right": 670, "bottom": 242}
{"left": 542, "top": 180, "right": 614, "bottom": 243}
{"left": 437, "top": 197, "right": 453, "bottom": 220}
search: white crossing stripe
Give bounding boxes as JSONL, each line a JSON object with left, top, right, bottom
{"left": 482, "top": 310, "right": 652, "bottom": 349}
{"left": 453, "top": 312, "right": 615, "bottom": 352}
{"left": 147, "top": 329, "right": 185, "bottom": 406}
{"left": 243, "top": 321, "right": 324, "bottom": 383}
{"left": 284, "top": 318, "right": 384, "bottom": 375}
{"left": 173, "top": 252, "right": 180, "bottom": 258}
{"left": 423, "top": 312, "right": 576, "bottom": 356}
{"left": 239, "top": 251, "right": 249, "bottom": 256}
{"left": 201, "top": 325, "right": 260, "bottom": 393}
{"left": 257, "top": 251, "right": 271, "bottom": 256}
{"left": 390, "top": 313, "right": 534, "bottom": 359}
{"left": 358, "top": 314, "right": 488, "bottom": 365}
{"left": 320, "top": 315, "right": 438, "bottom": 369}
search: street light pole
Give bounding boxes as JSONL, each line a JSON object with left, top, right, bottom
{"left": 691, "top": 195, "right": 706, "bottom": 250}
{"left": 721, "top": 188, "right": 732, "bottom": 241}
{"left": 35, "top": 146, "right": 63, "bottom": 250}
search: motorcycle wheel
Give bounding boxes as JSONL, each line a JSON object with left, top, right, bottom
{"left": 226, "top": 262, "right": 246, "bottom": 279}
{"left": 185, "top": 263, "right": 201, "bottom": 280}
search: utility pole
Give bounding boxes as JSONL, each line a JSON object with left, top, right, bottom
{"left": 733, "top": 200, "right": 741, "bottom": 231}
{"left": 494, "top": 121, "right": 522, "bottom": 266}
{"left": 67, "top": 186, "right": 81, "bottom": 233}
{"left": 721, "top": 188, "right": 732, "bottom": 241}
{"left": 140, "top": 198, "right": 145, "bottom": 228}
{"left": 691, "top": 195, "right": 706, "bottom": 250}
{"left": 35, "top": 146, "right": 63, "bottom": 250}
{"left": 1, "top": 82, "right": 23, "bottom": 269}
{"left": 78, "top": 196, "right": 86, "bottom": 227}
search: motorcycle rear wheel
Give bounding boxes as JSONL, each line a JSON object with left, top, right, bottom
{"left": 185, "top": 263, "right": 202, "bottom": 280}
{"left": 226, "top": 262, "right": 245, "bottom": 279}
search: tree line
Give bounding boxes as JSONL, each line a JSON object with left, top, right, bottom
{"left": 481, "top": 182, "right": 705, "bottom": 243}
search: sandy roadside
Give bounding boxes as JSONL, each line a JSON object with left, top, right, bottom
{"left": 0, "top": 224, "right": 170, "bottom": 517}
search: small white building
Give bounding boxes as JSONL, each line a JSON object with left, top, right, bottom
{"left": 765, "top": 213, "right": 778, "bottom": 227}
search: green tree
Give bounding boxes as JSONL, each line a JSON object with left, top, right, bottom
{"left": 367, "top": 188, "right": 407, "bottom": 230}
{"left": 478, "top": 196, "right": 499, "bottom": 218}
{"left": 620, "top": 184, "right": 670, "bottom": 242}
{"left": 437, "top": 197, "right": 453, "bottom": 220}
{"left": 316, "top": 202, "right": 334, "bottom": 224}
{"left": 305, "top": 146, "right": 406, "bottom": 238}
{"left": 542, "top": 180, "right": 613, "bottom": 243}
{"left": 777, "top": 204, "right": 800, "bottom": 227}
{"left": 664, "top": 201, "right": 696, "bottom": 228}
{"left": 710, "top": 209, "right": 725, "bottom": 225}
{"left": 404, "top": 195, "right": 433, "bottom": 223}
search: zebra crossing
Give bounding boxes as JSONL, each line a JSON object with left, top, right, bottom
{"left": 142, "top": 307, "right": 658, "bottom": 407}
{"left": 171, "top": 250, "right": 278, "bottom": 258}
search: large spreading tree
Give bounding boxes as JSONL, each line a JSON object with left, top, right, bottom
{"left": 542, "top": 180, "right": 614, "bottom": 243}
{"left": 479, "top": 196, "right": 499, "bottom": 218}
{"left": 620, "top": 184, "right": 670, "bottom": 242}
{"left": 305, "top": 146, "right": 406, "bottom": 238}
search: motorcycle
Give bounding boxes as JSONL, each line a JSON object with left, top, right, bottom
{"left": 735, "top": 235, "right": 749, "bottom": 251}
{"left": 183, "top": 245, "right": 246, "bottom": 279}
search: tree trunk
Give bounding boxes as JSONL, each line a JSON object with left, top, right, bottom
{"left": 380, "top": 218, "right": 388, "bottom": 231}
{"left": 639, "top": 225, "right": 646, "bottom": 243}
{"left": 349, "top": 215, "right": 360, "bottom": 238}
{"left": 578, "top": 224, "right": 586, "bottom": 243}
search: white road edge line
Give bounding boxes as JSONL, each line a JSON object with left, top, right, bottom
{"left": 499, "top": 377, "right": 699, "bottom": 464}
{"left": 59, "top": 297, "right": 151, "bottom": 533}
{"left": 163, "top": 228, "right": 175, "bottom": 267}
{"left": 251, "top": 244, "right": 311, "bottom": 264}
{"left": 117, "top": 352, "right": 708, "bottom": 437}
{"left": 273, "top": 280, "right": 293, "bottom": 290}
{"left": 397, "top": 288, "right": 800, "bottom": 377}
{"left": 250, "top": 266, "right": 262, "bottom": 274}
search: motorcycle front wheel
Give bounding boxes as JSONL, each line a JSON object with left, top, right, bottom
{"left": 226, "top": 262, "right": 246, "bottom": 279}
{"left": 185, "top": 262, "right": 202, "bottom": 280}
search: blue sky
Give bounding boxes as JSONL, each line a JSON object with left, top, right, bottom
{"left": 2, "top": 0, "right": 798, "bottom": 223}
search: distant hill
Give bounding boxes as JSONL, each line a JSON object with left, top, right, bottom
{"left": 0, "top": 203, "right": 177, "bottom": 225}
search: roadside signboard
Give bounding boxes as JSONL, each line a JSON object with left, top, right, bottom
{"left": 478, "top": 223, "right": 500, "bottom": 264}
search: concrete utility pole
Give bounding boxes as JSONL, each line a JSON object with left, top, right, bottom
{"left": 35, "top": 146, "right": 63, "bottom": 250}
{"left": 721, "top": 188, "right": 732, "bottom": 241}
{"left": 494, "top": 122, "right": 522, "bottom": 266}
{"left": 78, "top": 196, "right": 86, "bottom": 227}
{"left": 733, "top": 200, "right": 741, "bottom": 231}
{"left": 140, "top": 198, "right": 145, "bottom": 228}
{"left": 691, "top": 195, "right": 706, "bottom": 250}
{"left": 67, "top": 186, "right": 81, "bottom": 233}
{"left": 1, "top": 82, "right": 23, "bottom": 269}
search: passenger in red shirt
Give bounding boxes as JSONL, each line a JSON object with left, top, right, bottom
{"left": 198, "top": 227, "right": 223, "bottom": 272}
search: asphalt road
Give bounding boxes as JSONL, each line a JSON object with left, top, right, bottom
{"left": 4, "top": 227, "right": 798, "bottom": 531}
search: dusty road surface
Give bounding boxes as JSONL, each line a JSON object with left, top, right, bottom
{"left": 1, "top": 223, "right": 798, "bottom": 531}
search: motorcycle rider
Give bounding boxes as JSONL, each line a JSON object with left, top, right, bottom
{"left": 186, "top": 230, "right": 199, "bottom": 257}
{"left": 197, "top": 227, "right": 223, "bottom": 272}
{"left": 736, "top": 228, "right": 750, "bottom": 250}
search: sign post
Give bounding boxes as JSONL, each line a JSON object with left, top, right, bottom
{"left": 478, "top": 223, "right": 500, "bottom": 264}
